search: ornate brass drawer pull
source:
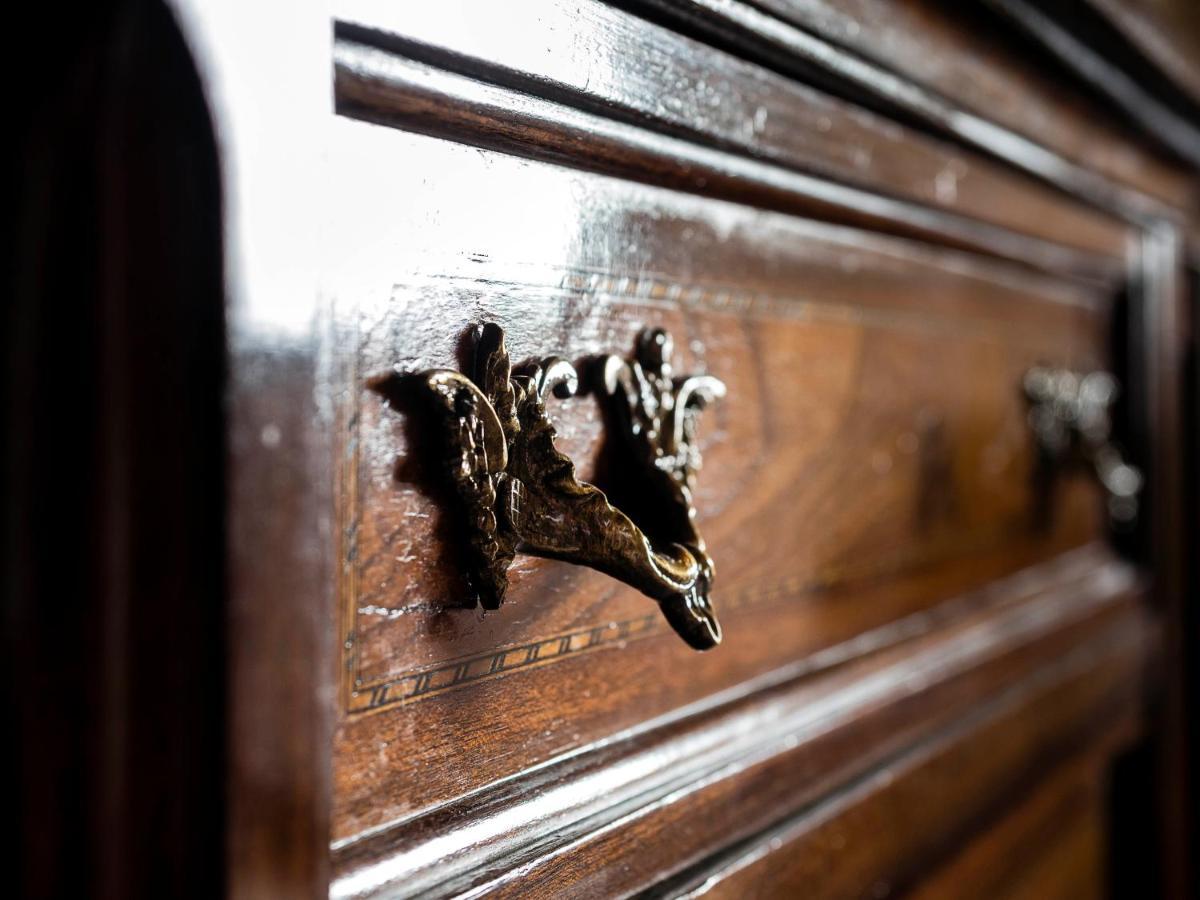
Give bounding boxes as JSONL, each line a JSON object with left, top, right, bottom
{"left": 419, "top": 324, "right": 726, "bottom": 650}
{"left": 1023, "top": 367, "right": 1142, "bottom": 526}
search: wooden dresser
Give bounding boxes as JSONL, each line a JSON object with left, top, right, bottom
{"left": 9, "top": 1, "right": 1197, "bottom": 898}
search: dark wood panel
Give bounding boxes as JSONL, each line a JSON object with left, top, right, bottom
{"left": 1085, "top": 0, "right": 1200, "bottom": 108}
{"left": 6, "top": 4, "right": 226, "bottom": 897}
{"left": 168, "top": 3, "right": 340, "bottom": 899}
{"left": 330, "top": 548, "right": 1148, "bottom": 898}
{"left": 992, "top": 804, "right": 1105, "bottom": 900}
{"left": 14, "top": 1, "right": 1184, "bottom": 899}
{"left": 624, "top": 0, "right": 1196, "bottom": 216}
{"left": 342, "top": 275, "right": 1101, "bottom": 698}
{"left": 334, "top": 0, "right": 1129, "bottom": 262}
{"left": 324, "top": 123, "right": 1118, "bottom": 850}
{"left": 907, "top": 754, "right": 1108, "bottom": 900}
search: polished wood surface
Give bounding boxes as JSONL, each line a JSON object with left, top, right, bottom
{"left": 325, "top": 116, "right": 1117, "bottom": 842}
{"left": 668, "top": 0, "right": 1197, "bottom": 212}
{"left": 332, "top": 549, "right": 1148, "bottom": 898}
{"left": 311, "top": 0, "right": 1190, "bottom": 891}
{"left": 986, "top": 0, "right": 1200, "bottom": 171}
{"left": 13, "top": 0, "right": 1194, "bottom": 897}
{"left": 167, "top": 2, "right": 337, "bottom": 897}
{"left": 1085, "top": 0, "right": 1200, "bottom": 108}
{"left": 909, "top": 753, "right": 1112, "bottom": 900}
{"left": 336, "top": 0, "right": 1129, "bottom": 264}
{"left": 333, "top": 41, "right": 1126, "bottom": 284}
{"left": 664, "top": 670, "right": 1139, "bottom": 900}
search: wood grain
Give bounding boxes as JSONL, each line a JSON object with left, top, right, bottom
{"left": 907, "top": 753, "right": 1110, "bottom": 900}
{"left": 334, "top": 39, "right": 1124, "bottom": 284}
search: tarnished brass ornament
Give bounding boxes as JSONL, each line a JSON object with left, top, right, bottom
{"left": 418, "top": 323, "right": 725, "bottom": 649}
{"left": 1023, "top": 367, "right": 1142, "bottom": 527}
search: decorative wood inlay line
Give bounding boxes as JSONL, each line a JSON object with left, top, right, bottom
{"left": 345, "top": 521, "right": 1038, "bottom": 713}
{"left": 349, "top": 613, "right": 661, "bottom": 712}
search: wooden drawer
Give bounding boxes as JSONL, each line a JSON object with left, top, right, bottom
{"left": 313, "top": 3, "right": 1158, "bottom": 897}
{"left": 325, "top": 117, "right": 1131, "bottom": 887}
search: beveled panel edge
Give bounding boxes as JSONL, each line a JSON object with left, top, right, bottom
{"left": 332, "top": 38, "right": 1125, "bottom": 287}
{"left": 163, "top": 2, "right": 338, "bottom": 897}
{"left": 901, "top": 747, "right": 1108, "bottom": 900}
{"left": 332, "top": 0, "right": 1129, "bottom": 261}
{"left": 1085, "top": 0, "right": 1200, "bottom": 109}
{"left": 649, "top": 616, "right": 1147, "bottom": 899}
{"left": 463, "top": 585, "right": 1151, "bottom": 897}
{"left": 328, "top": 544, "right": 1143, "bottom": 899}
{"left": 985, "top": 0, "right": 1200, "bottom": 171}
{"left": 621, "top": 0, "right": 1186, "bottom": 223}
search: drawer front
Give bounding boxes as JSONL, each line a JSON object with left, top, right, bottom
{"left": 327, "top": 121, "right": 1113, "bottom": 845}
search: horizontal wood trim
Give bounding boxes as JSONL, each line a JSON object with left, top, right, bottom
{"left": 986, "top": 0, "right": 1200, "bottom": 171}
{"left": 980, "top": 795, "right": 1106, "bottom": 900}
{"left": 334, "top": 0, "right": 1129, "bottom": 263}
{"left": 654, "top": 619, "right": 1146, "bottom": 898}
{"left": 329, "top": 549, "right": 1148, "bottom": 898}
{"left": 333, "top": 39, "right": 1123, "bottom": 285}
{"left": 622, "top": 0, "right": 1193, "bottom": 218}
{"left": 1085, "top": 0, "right": 1200, "bottom": 111}
{"left": 321, "top": 116, "right": 1108, "bottom": 311}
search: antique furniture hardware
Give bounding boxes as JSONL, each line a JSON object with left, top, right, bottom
{"left": 1023, "top": 367, "right": 1142, "bottom": 526}
{"left": 417, "top": 323, "right": 726, "bottom": 649}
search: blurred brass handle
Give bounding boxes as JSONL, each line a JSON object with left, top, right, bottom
{"left": 416, "top": 323, "right": 725, "bottom": 650}
{"left": 1024, "top": 367, "right": 1142, "bottom": 526}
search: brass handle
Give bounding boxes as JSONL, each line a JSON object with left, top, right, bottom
{"left": 1023, "top": 367, "right": 1142, "bottom": 526}
{"left": 417, "top": 323, "right": 725, "bottom": 650}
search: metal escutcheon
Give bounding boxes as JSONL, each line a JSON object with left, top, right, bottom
{"left": 1024, "top": 366, "right": 1142, "bottom": 527}
{"left": 414, "top": 323, "right": 726, "bottom": 650}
